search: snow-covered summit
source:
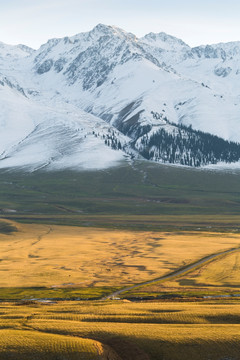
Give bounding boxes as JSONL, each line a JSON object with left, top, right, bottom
{"left": 141, "top": 32, "right": 190, "bottom": 51}
{"left": 85, "top": 23, "right": 138, "bottom": 42}
{"left": 1, "top": 24, "right": 240, "bottom": 170}
{"left": 0, "top": 41, "right": 34, "bottom": 60}
{"left": 192, "top": 41, "right": 240, "bottom": 60}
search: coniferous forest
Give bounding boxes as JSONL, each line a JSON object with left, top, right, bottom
{"left": 135, "top": 123, "right": 240, "bottom": 167}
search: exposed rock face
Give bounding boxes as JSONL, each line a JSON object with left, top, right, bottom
{"left": 37, "top": 59, "right": 53, "bottom": 74}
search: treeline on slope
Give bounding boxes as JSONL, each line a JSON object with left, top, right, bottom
{"left": 92, "top": 129, "right": 123, "bottom": 150}
{"left": 137, "top": 124, "right": 240, "bottom": 167}
{"left": 92, "top": 120, "right": 240, "bottom": 167}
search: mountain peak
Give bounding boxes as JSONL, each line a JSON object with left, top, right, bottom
{"left": 89, "top": 23, "right": 137, "bottom": 41}
{"left": 0, "top": 41, "right": 34, "bottom": 60}
{"left": 91, "top": 23, "right": 113, "bottom": 34}
{"left": 16, "top": 44, "right": 35, "bottom": 55}
{"left": 141, "top": 31, "right": 189, "bottom": 50}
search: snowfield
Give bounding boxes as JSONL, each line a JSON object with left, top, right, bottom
{"left": 1, "top": 24, "right": 240, "bottom": 170}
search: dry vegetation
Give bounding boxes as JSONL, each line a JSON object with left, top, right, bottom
{"left": 125, "top": 246, "right": 240, "bottom": 298}
{"left": 2, "top": 156, "right": 240, "bottom": 359}
{"left": 0, "top": 329, "right": 120, "bottom": 360}
{"left": 1, "top": 300, "right": 240, "bottom": 360}
{"left": 2, "top": 221, "right": 240, "bottom": 358}
{"left": 1, "top": 221, "right": 240, "bottom": 288}
{"left": 148, "top": 250, "right": 240, "bottom": 295}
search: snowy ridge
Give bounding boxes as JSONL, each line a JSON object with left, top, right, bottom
{"left": 0, "top": 41, "right": 33, "bottom": 60}
{"left": 0, "top": 24, "right": 240, "bottom": 170}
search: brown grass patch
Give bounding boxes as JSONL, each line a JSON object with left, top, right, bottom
{"left": 1, "top": 222, "right": 240, "bottom": 288}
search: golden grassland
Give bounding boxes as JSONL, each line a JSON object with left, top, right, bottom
{"left": 2, "top": 220, "right": 240, "bottom": 359}
{"left": 1, "top": 221, "right": 240, "bottom": 288}
{"left": 0, "top": 329, "right": 120, "bottom": 360}
{"left": 1, "top": 300, "right": 240, "bottom": 360}
{"left": 125, "top": 248, "right": 240, "bottom": 298}
{"left": 148, "top": 250, "right": 240, "bottom": 295}
{"left": 189, "top": 251, "right": 240, "bottom": 287}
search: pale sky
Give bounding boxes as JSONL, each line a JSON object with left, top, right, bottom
{"left": 1, "top": 0, "right": 240, "bottom": 49}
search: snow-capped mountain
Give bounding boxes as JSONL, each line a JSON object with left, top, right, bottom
{"left": 1, "top": 24, "right": 240, "bottom": 170}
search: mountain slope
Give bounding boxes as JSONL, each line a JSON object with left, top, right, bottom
{"left": 0, "top": 25, "right": 240, "bottom": 170}
{"left": 0, "top": 74, "right": 131, "bottom": 171}
{"left": 134, "top": 116, "right": 240, "bottom": 167}
{"left": 24, "top": 24, "right": 240, "bottom": 142}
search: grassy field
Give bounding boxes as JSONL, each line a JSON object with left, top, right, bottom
{"left": 0, "top": 329, "right": 119, "bottom": 360}
{"left": 2, "top": 162, "right": 240, "bottom": 358}
{"left": 186, "top": 251, "right": 240, "bottom": 288}
{"left": 1, "top": 221, "right": 240, "bottom": 294}
{"left": 1, "top": 300, "right": 240, "bottom": 359}
{"left": 121, "top": 237, "right": 240, "bottom": 299}
{"left": 1, "top": 161, "right": 240, "bottom": 232}
{"left": 139, "top": 249, "right": 240, "bottom": 296}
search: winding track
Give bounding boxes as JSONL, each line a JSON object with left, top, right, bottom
{"left": 31, "top": 226, "right": 53, "bottom": 246}
{"left": 102, "top": 246, "right": 240, "bottom": 300}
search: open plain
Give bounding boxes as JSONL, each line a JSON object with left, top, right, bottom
{"left": 1, "top": 164, "right": 240, "bottom": 358}
{"left": 1, "top": 220, "right": 240, "bottom": 294}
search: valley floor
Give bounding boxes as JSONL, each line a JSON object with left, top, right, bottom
{"left": 1, "top": 164, "right": 240, "bottom": 358}
{"left": 1, "top": 221, "right": 240, "bottom": 297}
{"left": 1, "top": 221, "right": 240, "bottom": 359}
